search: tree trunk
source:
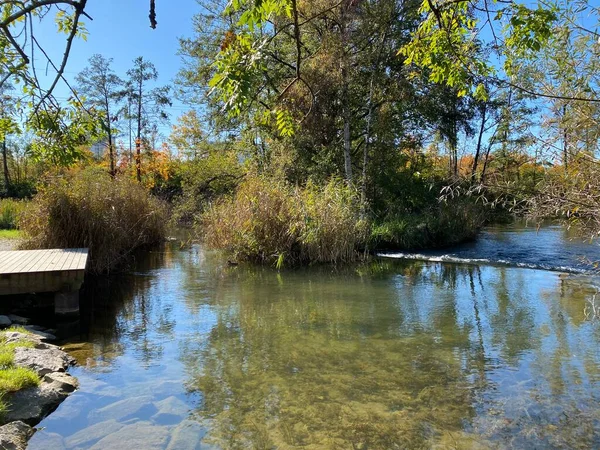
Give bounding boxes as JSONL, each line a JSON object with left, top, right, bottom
{"left": 136, "top": 78, "right": 143, "bottom": 183}
{"left": 341, "top": 1, "right": 352, "bottom": 183}
{"left": 2, "top": 140, "right": 10, "bottom": 189}
{"left": 361, "top": 75, "right": 375, "bottom": 212}
{"left": 562, "top": 104, "right": 568, "bottom": 172}
{"left": 472, "top": 103, "right": 487, "bottom": 181}
{"left": 105, "top": 97, "right": 115, "bottom": 177}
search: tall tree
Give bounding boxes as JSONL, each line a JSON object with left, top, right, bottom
{"left": 0, "top": 82, "right": 19, "bottom": 191}
{"left": 76, "top": 54, "right": 124, "bottom": 176}
{"left": 126, "top": 57, "right": 171, "bottom": 182}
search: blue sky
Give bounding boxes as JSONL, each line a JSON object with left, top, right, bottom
{"left": 34, "top": 0, "right": 201, "bottom": 138}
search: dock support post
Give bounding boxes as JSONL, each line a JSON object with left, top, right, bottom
{"left": 54, "top": 289, "right": 80, "bottom": 315}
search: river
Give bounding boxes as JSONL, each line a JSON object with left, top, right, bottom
{"left": 27, "top": 224, "right": 600, "bottom": 449}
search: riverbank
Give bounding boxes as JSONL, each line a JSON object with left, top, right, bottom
{"left": 0, "top": 324, "right": 77, "bottom": 450}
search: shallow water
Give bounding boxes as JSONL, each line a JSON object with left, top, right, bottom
{"left": 381, "top": 223, "right": 600, "bottom": 273}
{"left": 27, "top": 227, "right": 600, "bottom": 449}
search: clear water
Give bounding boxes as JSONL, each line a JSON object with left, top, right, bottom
{"left": 27, "top": 227, "right": 600, "bottom": 449}
{"left": 380, "top": 223, "right": 600, "bottom": 273}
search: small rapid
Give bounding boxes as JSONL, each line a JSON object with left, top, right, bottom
{"left": 379, "top": 223, "right": 600, "bottom": 274}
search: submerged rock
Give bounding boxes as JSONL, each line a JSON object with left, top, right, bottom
{"left": 0, "top": 315, "right": 12, "bottom": 328}
{"left": 12, "top": 347, "right": 74, "bottom": 377}
{"left": 7, "top": 315, "right": 29, "bottom": 325}
{"left": 88, "top": 395, "right": 154, "bottom": 423}
{"left": 167, "top": 420, "right": 207, "bottom": 450}
{"left": 27, "top": 431, "right": 66, "bottom": 450}
{"left": 65, "top": 419, "right": 125, "bottom": 448}
{"left": 151, "top": 396, "right": 189, "bottom": 424}
{"left": 0, "top": 421, "right": 34, "bottom": 450}
{"left": 89, "top": 421, "right": 170, "bottom": 450}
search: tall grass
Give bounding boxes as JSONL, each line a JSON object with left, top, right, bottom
{"left": 202, "top": 176, "right": 367, "bottom": 265}
{"left": 18, "top": 168, "right": 167, "bottom": 273}
{"left": 0, "top": 199, "right": 27, "bottom": 230}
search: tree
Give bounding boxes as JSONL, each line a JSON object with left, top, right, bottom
{"left": 126, "top": 57, "right": 171, "bottom": 182}
{"left": 169, "top": 110, "right": 206, "bottom": 160}
{"left": 0, "top": 82, "right": 19, "bottom": 190}
{"left": 76, "top": 54, "right": 125, "bottom": 176}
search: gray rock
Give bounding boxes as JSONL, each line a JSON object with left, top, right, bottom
{"left": 22, "top": 328, "right": 57, "bottom": 342}
{"left": 13, "top": 347, "right": 74, "bottom": 376}
{"left": 89, "top": 421, "right": 170, "bottom": 450}
{"left": 0, "top": 315, "right": 12, "bottom": 328}
{"left": 0, "top": 421, "right": 34, "bottom": 450}
{"left": 2, "top": 331, "right": 48, "bottom": 349}
{"left": 43, "top": 372, "right": 78, "bottom": 393}
{"left": 88, "top": 395, "right": 153, "bottom": 423}
{"left": 65, "top": 419, "right": 125, "bottom": 448}
{"left": 7, "top": 315, "right": 29, "bottom": 325}
{"left": 167, "top": 420, "right": 207, "bottom": 450}
{"left": 4, "top": 371, "right": 76, "bottom": 425}
{"left": 151, "top": 396, "right": 189, "bottom": 424}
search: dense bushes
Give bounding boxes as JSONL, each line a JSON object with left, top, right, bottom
{"left": 202, "top": 176, "right": 368, "bottom": 265}
{"left": 172, "top": 151, "right": 243, "bottom": 226}
{"left": 371, "top": 201, "right": 486, "bottom": 250}
{"left": 18, "top": 169, "right": 167, "bottom": 273}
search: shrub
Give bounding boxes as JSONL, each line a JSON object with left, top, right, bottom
{"left": 0, "top": 199, "right": 27, "bottom": 230}
{"left": 18, "top": 168, "right": 167, "bottom": 273}
{"left": 172, "top": 151, "right": 243, "bottom": 226}
{"left": 202, "top": 175, "right": 367, "bottom": 265}
{"left": 371, "top": 200, "right": 486, "bottom": 250}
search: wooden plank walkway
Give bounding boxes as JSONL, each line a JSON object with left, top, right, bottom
{"left": 0, "top": 249, "right": 89, "bottom": 308}
{"left": 0, "top": 249, "right": 88, "bottom": 274}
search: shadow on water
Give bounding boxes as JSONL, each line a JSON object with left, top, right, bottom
{"left": 26, "top": 231, "right": 600, "bottom": 449}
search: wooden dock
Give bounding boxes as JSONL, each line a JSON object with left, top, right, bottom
{"left": 0, "top": 249, "right": 89, "bottom": 315}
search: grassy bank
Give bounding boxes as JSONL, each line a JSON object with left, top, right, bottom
{"left": 0, "top": 329, "right": 40, "bottom": 420}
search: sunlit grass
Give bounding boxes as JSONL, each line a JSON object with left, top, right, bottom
{"left": 0, "top": 331, "right": 40, "bottom": 420}
{"left": 0, "top": 229, "right": 21, "bottom": 239}
{"left": 0, "top": 367, "right": 39, "bottom": 393}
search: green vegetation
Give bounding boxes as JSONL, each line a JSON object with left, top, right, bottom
{"left": 0, "top": 229, "right": 20, "bottom": 240}
{"left": 0, "top": 199, "right": 26, "bottom": 230}
{"left": 18, "top": 168, "right": 167, "bottom": 273}
{"left": 371, "top": 202, "right": 485, "bottom": 250}
{"left": 203, "top": 176, "right": 367, "bottom": 265}
{"left": 0, "top": 332, "right": 39, "bottom": 420}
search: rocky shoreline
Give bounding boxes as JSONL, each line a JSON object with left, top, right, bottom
{"left": 0, "top": 318, "right": 78, "bottom": 450}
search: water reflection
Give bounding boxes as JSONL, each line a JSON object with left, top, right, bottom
{"left": 28, "top": 242, "right": 600, "bottom": 449}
